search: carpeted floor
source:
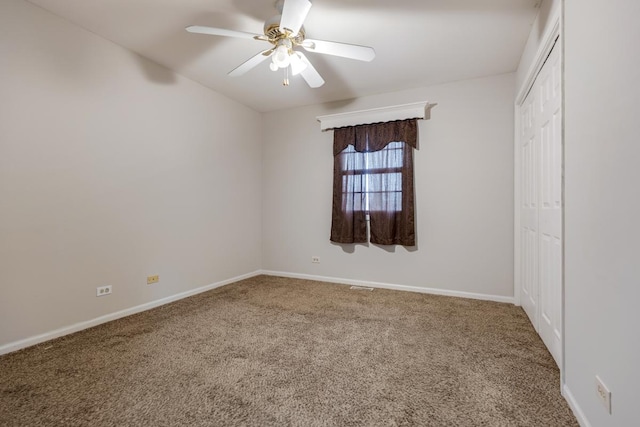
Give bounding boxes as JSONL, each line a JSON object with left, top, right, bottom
{"left": 0, "top": 275, "right": 577, "bottom": 426}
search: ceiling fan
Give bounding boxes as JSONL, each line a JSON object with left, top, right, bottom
{"left": 186, "top": 0, "right": 376, "bottom": 88}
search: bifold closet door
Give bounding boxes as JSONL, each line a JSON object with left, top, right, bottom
{"left": 519, "top": 40, "right": 562, "bottom": 367}
{"left": 520, "top": 79, "right": 539, "bottom": 330}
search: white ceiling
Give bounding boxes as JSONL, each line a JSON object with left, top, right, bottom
{"left": 26, "top": 0, "right": 540, "bottom": 112}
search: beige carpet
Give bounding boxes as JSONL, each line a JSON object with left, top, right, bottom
{"left": 0, "top": 275, "right": 577, "bottom": 426}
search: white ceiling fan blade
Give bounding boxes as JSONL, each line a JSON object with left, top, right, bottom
{"left": 297, "top": 52, "right": 324, "bottom": 88}
{"left": 289, "top": 52, "right": 307, "bottom": 76}
{"left": 279, "top": 0, "right": 312, "bottom": 37}
{"left": 302, "top": 39, "right": 376, "bottom": 62}
{"left": 186, "top": 25, "right": 262, "bottom": 40}
{"left": 228, "top": 49, "right": 274, "bottom": 77}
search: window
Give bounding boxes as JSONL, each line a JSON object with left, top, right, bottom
{"left": 339, "top": 141, "right": 404, "bottom": 214}
{"left": 330, "top": 119, "right": 417, "bottom": 246}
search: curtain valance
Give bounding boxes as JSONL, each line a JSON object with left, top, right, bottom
{"left": 333, "top": 119, "right": 417, "bottom": 156}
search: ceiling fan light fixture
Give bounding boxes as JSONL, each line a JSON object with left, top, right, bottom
{"left": 272, "top": 43, "right": 292, "bottom": 68}
{"left": 272, "top": 39, "right": 293, "bottom": 68}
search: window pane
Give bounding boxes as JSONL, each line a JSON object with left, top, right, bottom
{"left": 368, "top": 172, "right": 402, "bottom": 192}
{"left": 339, "top": 142, "right": 405, "bottom": 213}
{"left": 369, "top": 192, "right": 401, "bottom": 212}
{"left": 366, "top": 143, "right": 403, "bottom": 170}
{"left": 342, "top": 174, "right": 365, "bottom": 211}
{"left": 343, "top": 174, "right": 364, "bottom": 192}
{"left": 340, "top": 145, "right": 366, "bottom": 171}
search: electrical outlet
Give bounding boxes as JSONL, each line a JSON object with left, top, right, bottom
{"left": 147, "top": 275, "right": 159, "bottom": 285}
{"left": 595, "top": 375, "right": 612, "bottom": 414}
{"left": 96, "top": 285, "right": 112, "bottom": 297}
{"left": 311, "top": 256, "right": 320, "bottom": 263}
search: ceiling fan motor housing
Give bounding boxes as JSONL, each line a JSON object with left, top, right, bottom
{"left": 264, "top": 15, "right": 305, "bottom": 46}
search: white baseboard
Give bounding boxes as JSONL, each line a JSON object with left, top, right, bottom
{"left": 260, "top": 270, "right": 515, "bottom": 304}
{"left": 563, "top": 384, "right": 592, "bottom": 427}
{"left": 0, "top": 270, "right": 262, "bottom": 356}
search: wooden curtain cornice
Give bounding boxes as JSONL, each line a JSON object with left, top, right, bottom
{"left": 316, "top": 101, "right": 435, "bottom": 132}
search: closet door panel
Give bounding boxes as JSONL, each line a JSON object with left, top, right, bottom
{"left": 518, "top": 39, "right": 562, "bottom": 367}
{"left": 537, "top": 43, "right": 562, "bottom": 366}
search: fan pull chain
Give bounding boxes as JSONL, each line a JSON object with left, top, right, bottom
{"left": 283, "top": 66, "right": 290, "bottom": 86}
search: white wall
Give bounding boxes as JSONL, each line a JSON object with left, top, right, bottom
{"left": 262, "top": 74, "right": 515, "bottom": 300}
{"left": 0, "top": 0, "right": 262, "bottom": 349}
{"left": 563, "top": 1, "right": 640, "bottom": 426}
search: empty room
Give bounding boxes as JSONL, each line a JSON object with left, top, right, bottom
{"left": 1, "top": 0, "right": 638, "bottom": 426}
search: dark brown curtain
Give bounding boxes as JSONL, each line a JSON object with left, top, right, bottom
{"left": 330, "top": 119, "right": 417, "bottom": 246}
